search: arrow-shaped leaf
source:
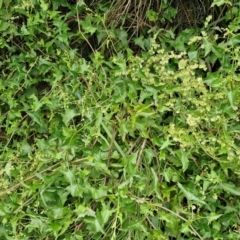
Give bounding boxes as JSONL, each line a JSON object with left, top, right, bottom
{"left": 178, "top": 182, "right": 205, "bottom": 204}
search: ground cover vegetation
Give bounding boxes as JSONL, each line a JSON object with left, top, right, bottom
{"left": 1, "top": 0, "right": 240, "bottom": 239}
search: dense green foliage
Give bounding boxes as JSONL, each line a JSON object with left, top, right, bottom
{"left": 1, "top": 0, "right": 240, "bottom": 239}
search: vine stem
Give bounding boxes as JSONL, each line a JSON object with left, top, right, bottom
{"left": 150, "top": 203, "right": 203, "bottom": 240}
{"left": 0, "top": 157, "right": 88, "bottom": 197}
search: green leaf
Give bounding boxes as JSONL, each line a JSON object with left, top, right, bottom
{"left": 40, "top": 0, "right": 48, "bottom": 11}
{"left": 181, "top": 220, "right": 192, "bottom": 234}
{"left": 151, "top": 168, "right": 162, "bottom": 199}
{"left": 64, "top": 169, "right": 75, "bottom": 185}
{"left": 204, "top": 72, "right": 223, "bottom": 87}
{"left": 59, "top": 218, "right": 72, "bottom": 236}
{"left": 219, "top": 183, "right": 240, "bottom": 196}
{"left": 227, "top": 90, "right": 237, "bottom": 110}
{"left": 81, "top": 17, "right": 97, "bottom": 34}
{"left": 146, "top": 10, "right": 158, "bottom": 22}
{"left": 144, "top": 148, "right": 155, "bottom": 164}
{"left": 26, "top": 111, "right": 45, "bottom": 128}
{"left": 101, "top": 205, "right": 115, "bottom": 225}
{"left": 160, "top": 137, "right": 171, "bottom": 150}
{"left": 94, "top": 218, "right": 105, "bottom": 234}
{"left": 62, "top": 109, "right": 79, "bottom": 126}
{"left": 115, "top": 29, "right": 128, "bottom": 45}
{"left": 224, "top": 35, "right": 240, "bottom": 47}
{"left": 50, "top": 221, "right": 62, "bottom": 238}
{"left": 52, "top": 207, "right": 66, "bottom": 219}
{"left": 89, "top": 187, "right": 108, "bottom": 199}
{"left": 163, "top": 6, "right": 177, "bottom": 22}
{"left": 188, "top": 51, "right": 198, "bottom": 61}
{"left": 66, "top": 184, "right": 83, "bottom": 197}
{"left": 84, "top": 218, "right": 105, "bottom": 234}
{"left": 75, "top": 206, "right": 95, "bottom": 218}
{"left": 177, "top": 182, "right": 205, "bottom": 204}
{"left": 211, "top": 0, "right": 232, "bottom": 7}
{"left": 208, "top": 213, "right": 222, "bottom": 224}
{"left": 29, "top": 94, "right": 43, "bottom": 111}
{"left": 0, "top": 209, "right": 6, "bottom": 216}
{"left": 112, "top": 55, "right": 126, "bottom": 72}
{"left": 180, "top": 149, "right": 189, "bottom": 172}
{"left": 135, "top": 104, "right": 155, "bottom": 117}
{"left": 123, "top": 153, "right": 138, "bottom": 177}
{"left": 4, "top": 162, "right": 12, "bottom": 176}
{"left": 77, "top": 0, "right": 86, "bottom": 7}
{"left": 203, "top": 37, "right": 212, "bottom": 57}
{"left": 133, "top": 35, "right": 146, "bottom": 50}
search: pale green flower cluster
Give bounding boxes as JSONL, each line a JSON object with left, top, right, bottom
{"left": 114, "top": 32, "right": 240, "bottom": 167}
{"left": 186, "top": 114, "right": 201, "bottom": 127}
{"left": 13, "top": 0, "right": 33, "bottom": 10}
